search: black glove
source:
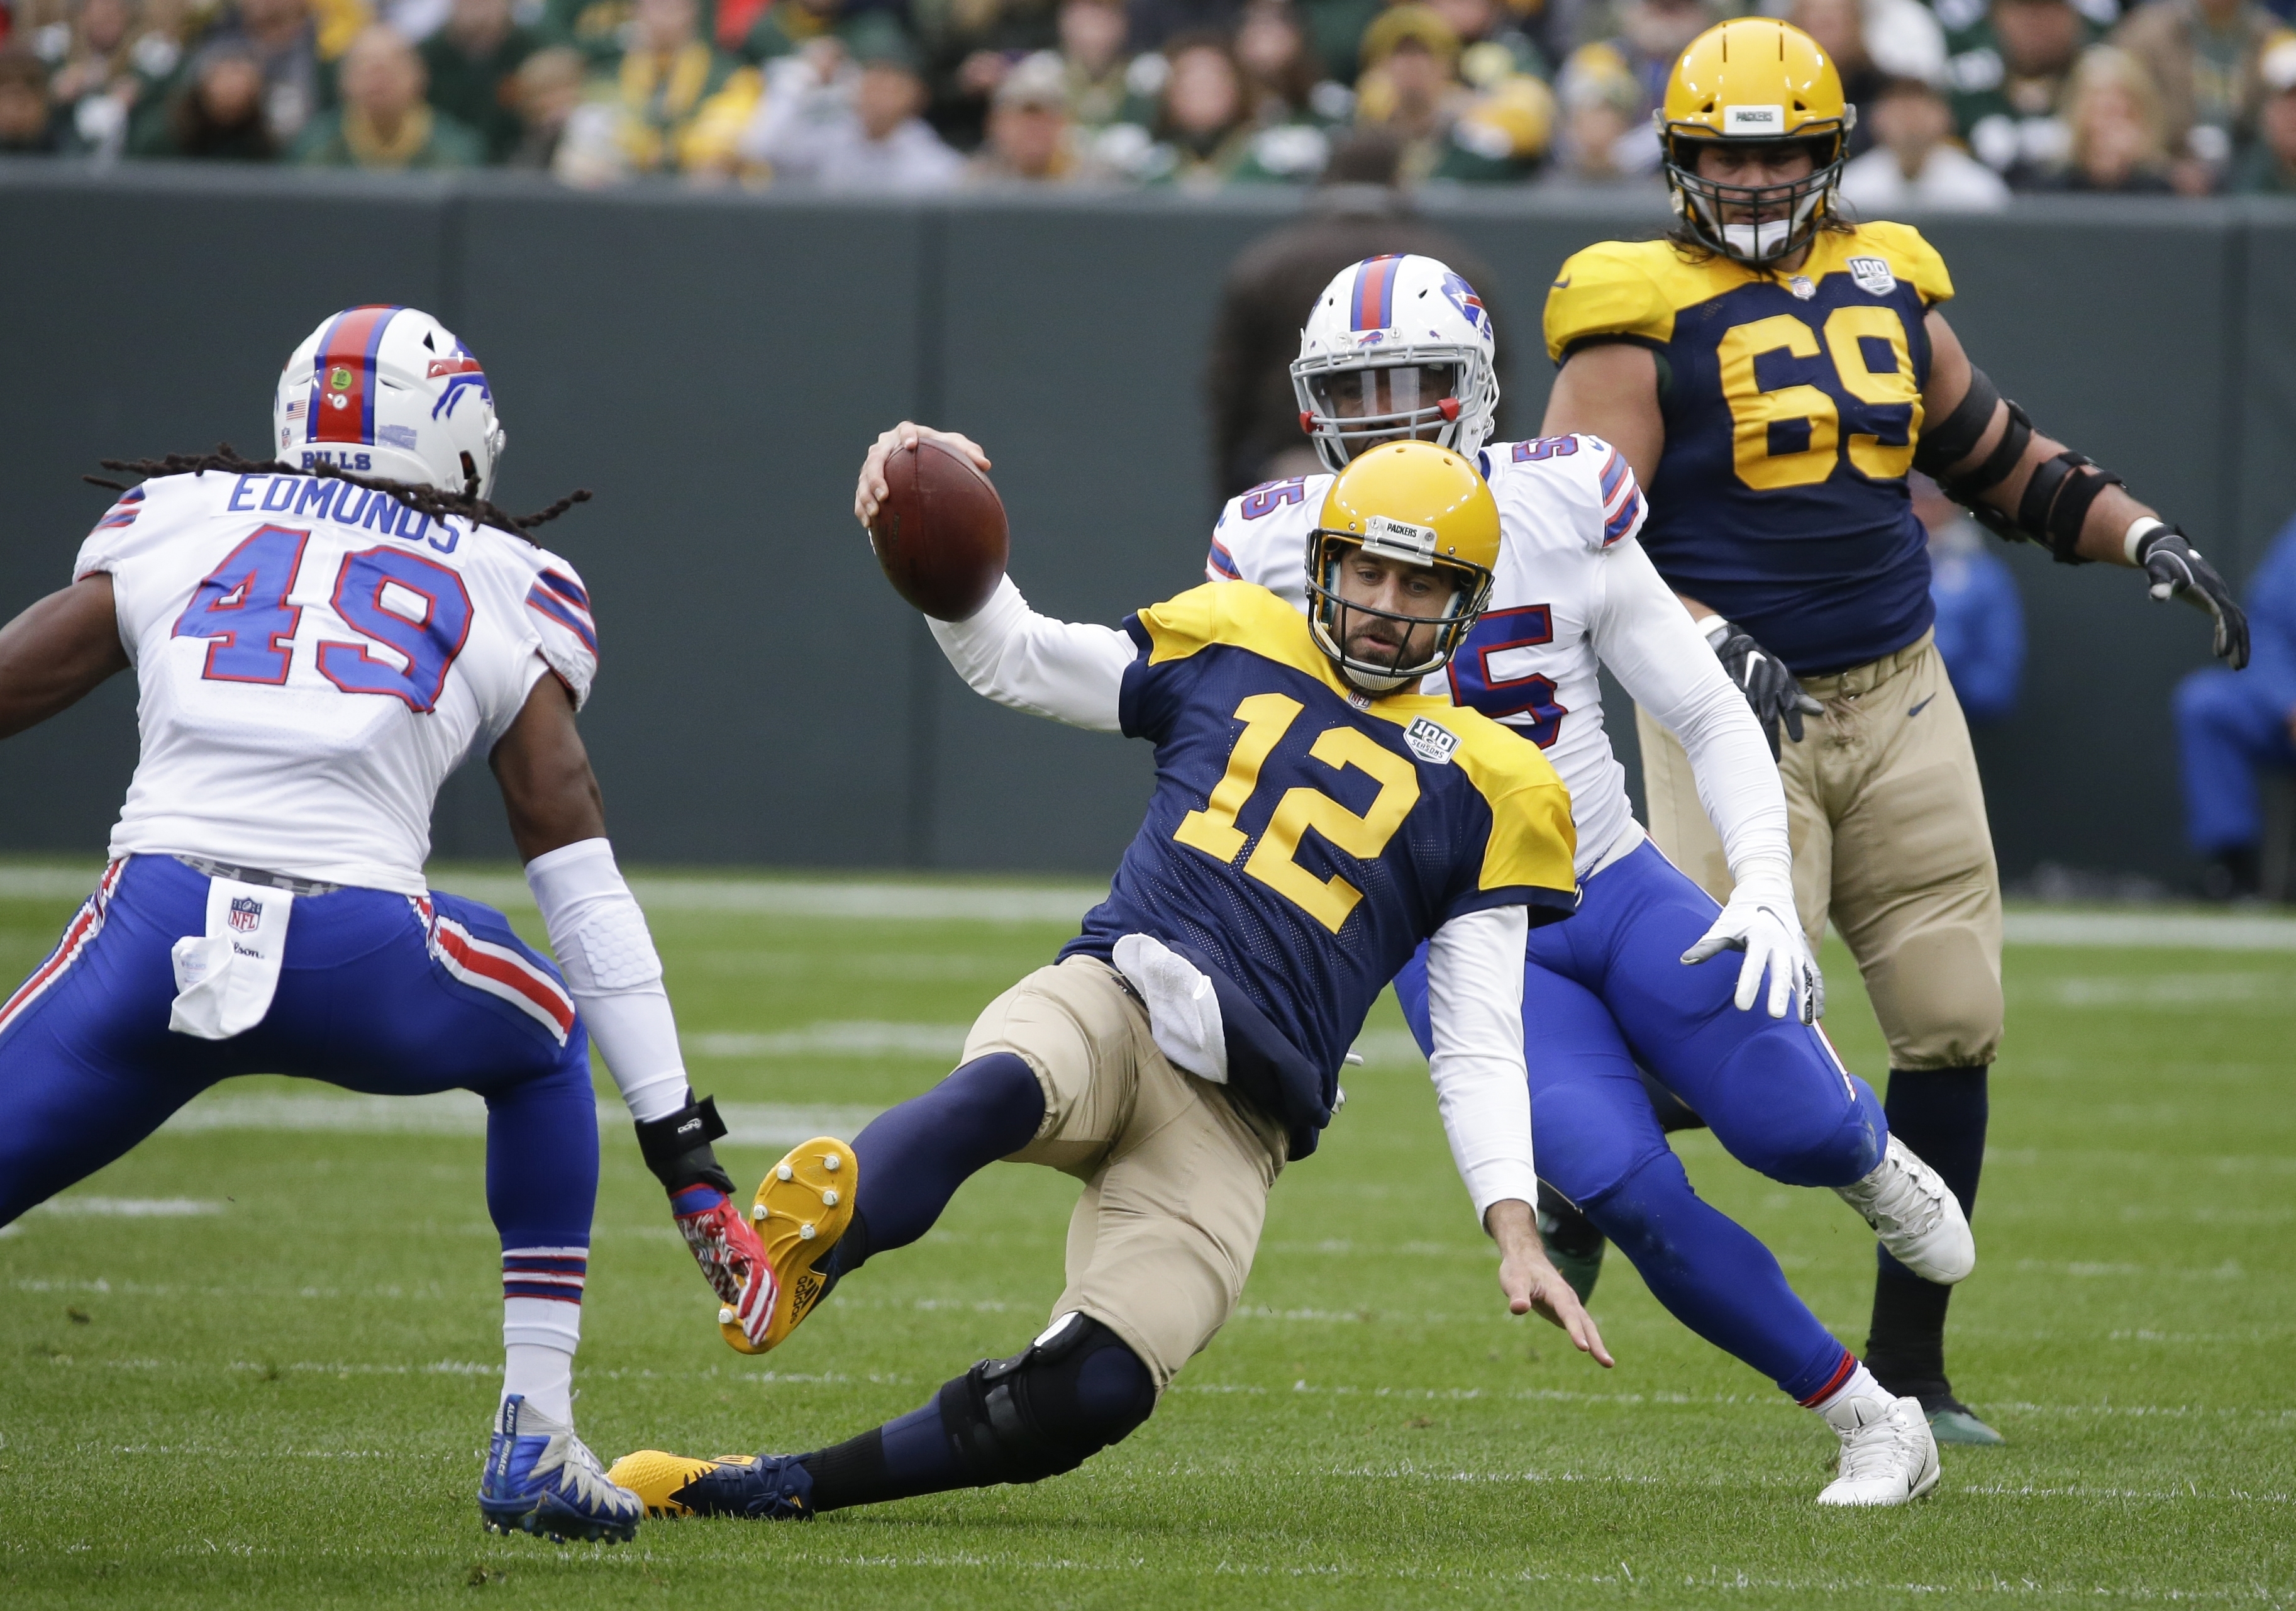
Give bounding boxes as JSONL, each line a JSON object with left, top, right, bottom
{"left": 1709, "top": 620, "right": 1822, "bottom": 759}
{"left": 2136, "top": 525, "right": 2249, "bottom": 671}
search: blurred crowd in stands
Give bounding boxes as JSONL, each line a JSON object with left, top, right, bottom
{"left": 1, "top": 0, "right": 2292, "bottom": 196}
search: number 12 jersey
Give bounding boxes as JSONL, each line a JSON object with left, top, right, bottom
{"left": 75, "top": 469, "right": 600, "bottom": 895}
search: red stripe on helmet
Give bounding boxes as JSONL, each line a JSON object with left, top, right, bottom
{"left": 308, "top": 306, "right": 400, "bottom": 446}
{"left": 1351, "top": 255, "right": 1402, "bottom": 332}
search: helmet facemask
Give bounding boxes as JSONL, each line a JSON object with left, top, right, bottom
{"left": 1292, "top": 344, "right": 1499, "bottom": 474}
{"left": 1303, "top": 520, "right": 1494, "bottom": 693}
{"left": 1664, "top": 130, "right": 1847, "bottom": 265}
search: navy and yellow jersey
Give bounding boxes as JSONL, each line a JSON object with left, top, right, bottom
{"left": 1063, "top": 583, "right": 1577, "bottom": 1147}
{"left": 1545, "top": 223, "right": 1955, "bottom": 676}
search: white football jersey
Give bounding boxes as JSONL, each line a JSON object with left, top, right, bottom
{"left": 1209, "top": 435, "right": 1648, "bottom": 879}
{"left": 74, "top": 469, "right": 601, "bottom": 896}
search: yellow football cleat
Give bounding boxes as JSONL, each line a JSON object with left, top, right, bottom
{"left": 718, "top": 1136, "right": 857, "bottom": 1355}
{"left": 604, "top": 1449, "right": 755, "bottom": 1518}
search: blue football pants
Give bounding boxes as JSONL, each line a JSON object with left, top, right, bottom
{"left": 0, "top": 855, "right": 598, "bottom": 1255}
{"left": 1395, "top": 840, "right": 1885, "bottom": 1402}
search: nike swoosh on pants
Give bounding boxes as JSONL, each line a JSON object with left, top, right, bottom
{"left": 1907, "top": 694, "right": 1937, "bottom": 718}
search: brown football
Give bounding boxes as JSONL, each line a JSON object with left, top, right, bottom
{"left": 867, "top": 438, "right": 1009, "bottom": 622}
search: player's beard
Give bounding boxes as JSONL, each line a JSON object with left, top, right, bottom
{"left": 1343, "top": 612, "right": 1423, "bottom": 679}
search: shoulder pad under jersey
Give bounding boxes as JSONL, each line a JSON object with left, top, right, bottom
{"left": 1485, "top": 435, "right": 1646, "bottom": 554}
{"left": 72, "top": 472, "right": 211, "bottom": 579}
{"left": 1838, "top": 220, "right": 1955, "bottom": 306}
{"left": 518, "top": 546, "right": 600, "bottom": 708}
{"left": 1208, "top": 473, "right": 1330, "bottom": 599}
{"left": 1544, "top": 241, "right": 1687, "bottom": 362}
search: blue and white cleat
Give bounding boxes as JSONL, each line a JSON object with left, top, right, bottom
{"left": 605, "top": 1448, "right": 815, "bottom": 1520}
{"left": 480, "top": 1395, "right": 643, "bottom": 1544}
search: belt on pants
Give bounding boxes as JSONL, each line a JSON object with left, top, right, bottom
{"left": 1797, "top": 628, "right": 1935, "bottom": 700}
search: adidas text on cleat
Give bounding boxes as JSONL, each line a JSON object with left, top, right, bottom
{"left": 1817, "top": 1391, "right": 1941, "bottom": 1508}
{"left": 719, "top": 1136, "right": 858, "bottom": 1355}
{"left": 1834, "top": 1135, "right": 1976, "bottom": 1285}
{"left": 479, "top": 1396, "right": 643, "bottom": 1544}
{"left": 606, "top": 1449, "right": 760, "bottom": 1517}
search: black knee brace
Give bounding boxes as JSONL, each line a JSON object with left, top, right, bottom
{"left": 938, "top": 1313, "right": 1155, "bottom": 1486}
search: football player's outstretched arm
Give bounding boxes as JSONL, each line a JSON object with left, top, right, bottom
{"left": 852, "top": 421, "right": 1136, "bottom": 730}
{"left": 1425, "top": 905, "right": 1613, "bottom": 1366}
{"left": 491, "top": 678, "right": 777, "bottom": 1346}
{"left": 926, "top": 577, "right": 1136, "bottom": 733}
{"left": 1594, "top": 541, "right": 1821, "bottom": 1022}
{"left": 0, "top": 577, "right": 130, "bottom": 740}
{"left": 1921, "top": 312, "right": 2248, "bottom": 669}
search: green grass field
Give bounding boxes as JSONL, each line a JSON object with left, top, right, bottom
{"left": 0, "top": 862, "right": 2289, "bottom": 1609}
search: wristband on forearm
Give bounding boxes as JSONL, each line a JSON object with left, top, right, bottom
{"left": 633, "top": 1095, "right": 736, "bottom": 1196}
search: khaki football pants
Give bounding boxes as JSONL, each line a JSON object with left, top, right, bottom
{"left": 960, "top": 955, "right": 1289, "bottom": 1393}
{"left": 1637, "top": 630, "right": 2004, "bottom": 1071}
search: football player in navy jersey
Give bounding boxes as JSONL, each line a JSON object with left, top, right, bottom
{"left": 606, "top": 439, "right": 1611, "bottom": 1523}
{"left": 1541, "top": 18, "right": 2250, "bottom": 1445}
{"left": 1202, "top": 251, "right": 1975, "bottom": 1506}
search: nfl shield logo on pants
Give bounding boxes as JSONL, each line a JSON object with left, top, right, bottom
{"left": 228, "top": 896, "right": 263, "bottom": 933}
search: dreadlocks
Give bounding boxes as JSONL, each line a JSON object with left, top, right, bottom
{"left": 84, "top": 445, "right": 590, "bottom": 541}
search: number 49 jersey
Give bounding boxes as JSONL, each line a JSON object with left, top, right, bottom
{"left": 1207, "top": 433, "right": 1648, "bottom": 879}
{"left": 74, "top": 470, "right": 600, "bottom": 896}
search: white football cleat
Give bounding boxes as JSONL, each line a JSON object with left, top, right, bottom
{"left": 1817, "top": 1390, "right": 1940, "bottom": 1507}
{"left": 1834, "top": 1135, "right": 1975, "bottom": 1285}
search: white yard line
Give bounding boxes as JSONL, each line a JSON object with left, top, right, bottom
{"left": 13, "top": 861, "right": 2296, "bottom": 947}
{"left": 156, "top": 1091, "right": 883, "bottom": 1146}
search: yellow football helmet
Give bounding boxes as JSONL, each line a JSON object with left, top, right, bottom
{"left": 1658, "top": 19, "right": 1853, "bottom": 265}
{"left": 1306, "top": 440, "right": 1499, "bottom": 691}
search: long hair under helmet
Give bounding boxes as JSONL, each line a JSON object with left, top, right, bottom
{"left": 1304, "top": 440, "right": 1500, "bottom": 693}
{"left": 1659, "top": 19, "right": 1853, "bottom": 267}
{"left": 272, "top": 305, "right": 507, "bottom": 499}
{"left": 1292, "top": 254, "right": 1499, "bottom": 475}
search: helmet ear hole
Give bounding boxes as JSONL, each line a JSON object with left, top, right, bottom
{"left": 460, "top": 450, "right": 479, "bottom": 496}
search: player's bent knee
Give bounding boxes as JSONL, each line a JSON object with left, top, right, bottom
{"left": 1868, "top": 927, "right": 2003, "bottom": 1069}
{"left": 939, "top": 1313, "right": 1155, "bottom": 1487}
{"left": 1577, "top": 1144, "right": 1694, "bottom": 1249}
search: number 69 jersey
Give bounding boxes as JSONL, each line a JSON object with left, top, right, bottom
{"left": 1207, "top": 433, "right": 1648, "bottom": 880}
{"left": 74, "top": 469, "right": 600, "bottom": 896}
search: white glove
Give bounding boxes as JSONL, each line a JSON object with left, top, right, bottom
{"left": 1680, "top": 862, "right": 1822, "bottom": 1023}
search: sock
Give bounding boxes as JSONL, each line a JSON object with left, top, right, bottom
{"left": 501, "top": 1246, "right": 585, "bottom": 1424}
{"left": 1584, "top": 1148, "right": 1853, "bottom": 1401}
{"left": 1866, "top": 1066, "right": 1988, "bottom": 1403}
{"left": 503, "top": 1342, "right": 575, "bottom": 1425}
{"left": 1804, "top": 1359, "right": 1883, "bottom": 1413}
{"left": 829, "top": 1052, "right": 1045, "bottom": 1276}
{"left": 800, "top": 1400, "right": 957, "bottom": 1512}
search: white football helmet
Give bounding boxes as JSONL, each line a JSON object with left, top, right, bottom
{"left": 1291, "top": 254, "right": 1499, "bottom": 476}
{"left": 272, "top": 306, "right": 506, "bottom": 498}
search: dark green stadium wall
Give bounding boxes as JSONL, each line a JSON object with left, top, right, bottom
{"left": 3, "top": 166, "right": 2291, "bottom": 886}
